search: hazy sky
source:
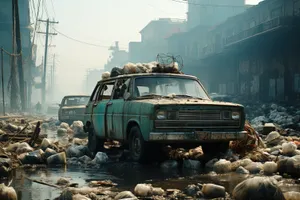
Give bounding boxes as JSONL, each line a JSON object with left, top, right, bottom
{"left": 35, "top": 0, "right": 263, "bottom": 102}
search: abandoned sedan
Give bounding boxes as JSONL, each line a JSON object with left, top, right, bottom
{"left": 58, "top": 95, "right": 90, "bottom": 124}
{"left": 84, "top": 73, "right": 247, "bottom": 162}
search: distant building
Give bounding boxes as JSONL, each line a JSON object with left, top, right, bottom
{"left": 128, "top": 18, "right": 186, "bottom": 63}
{"left": 85, "top": 69, "right": 104, "bottom": 94}
{"left": 187, "top": 0, "right": 247, "bottom": 30}
{"left": 104, "top": 41, "right": 128, "bottom": 72}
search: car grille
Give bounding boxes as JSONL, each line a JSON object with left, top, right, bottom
{"left": 178, "top": 110, "right": 221, "bottom": 120}
{"left": 155, "top": 109, "right": 241, "bottom": 129}
{"left": 155, "top": 120, "right": 240, "bottom": 129}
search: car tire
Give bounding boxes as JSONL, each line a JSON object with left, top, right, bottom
{"left": 87, "top": 127, "right": 105, "bottom": 157}
{"left": 129, "top": 126, "right": 149, "bottom": 163}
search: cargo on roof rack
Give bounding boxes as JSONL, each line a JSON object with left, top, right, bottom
{"left": 101, "top": 61, "right": 183, "bottom": 80}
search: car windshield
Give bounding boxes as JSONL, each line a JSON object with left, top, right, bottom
{"left": 63, "top": 96, "right": 89, "bottom": 106}
{"left": 134, "top": 77, "right": 210, "bottom": 99}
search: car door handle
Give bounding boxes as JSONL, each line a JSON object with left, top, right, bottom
{"left": 107, "top": 102, "right": 113, "bottom": 106}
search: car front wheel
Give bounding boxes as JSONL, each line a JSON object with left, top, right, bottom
{"left": 129, "top": 126, "right": 149, "bottom": 163}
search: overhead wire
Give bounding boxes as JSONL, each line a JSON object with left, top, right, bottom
{"left": 52, "top": 27, "right": 122, "bottom": 49}
{"left": 170, "top": 0, "right": 246, "bottom": 8}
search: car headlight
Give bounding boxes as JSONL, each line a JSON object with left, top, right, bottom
{"left": 232, "top": 112, "right": 240, "bottom": 120}
{"left": 156, "top": 111, "right": 167, "bottom": 120}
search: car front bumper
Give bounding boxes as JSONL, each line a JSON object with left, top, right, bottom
{"left": 149, "top": 131, "right": 247, "bottom": 142}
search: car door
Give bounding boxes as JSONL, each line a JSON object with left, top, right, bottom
{"left": 92, "top": 81, "right": 115, "bottom": 138}
{"left": 84, "top": 84, "right": 101, "bottom": 126}
{"left": 106, "top": 78, "right": 130, "bottom": 140}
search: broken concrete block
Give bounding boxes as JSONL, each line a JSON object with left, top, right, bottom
{"left": 263, "top": 123, "right": 276, "bottom": 135}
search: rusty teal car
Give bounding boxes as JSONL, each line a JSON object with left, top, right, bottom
{"left": 84, "top": 73, "right": 247, "bottom": 162}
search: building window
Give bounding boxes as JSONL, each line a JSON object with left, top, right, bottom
{"left": 295, "top": 74, "right": 300, "bottom": 92}
{"left": 271, "top": 7, "right": 282, "bottom": 18}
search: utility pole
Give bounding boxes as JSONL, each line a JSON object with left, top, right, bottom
{"left": 14, "top": 0, "right": 26, "bottom": 111}
{"left": 37, "top": 19, "right": 58, "bottom": 108}
{"left": 11, "top": 0, "right": 18, "bottom": 111}
{"left": 1, "top": 48, "right": 5, "bottom": 115}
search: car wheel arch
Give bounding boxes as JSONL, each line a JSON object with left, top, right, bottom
{"left": 126, "top": 120, "right": 141, "bottom": 140}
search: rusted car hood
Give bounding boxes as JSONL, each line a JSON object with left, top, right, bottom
{"left": 133, "top": 98, "right": 243, "bottom": 107}
{"left": 61, "top": 105, "right": 86, "bottom": 109}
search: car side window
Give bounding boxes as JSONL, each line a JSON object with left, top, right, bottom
{"left": 113, "top": 78, "right": 130, "bottom": 99}
{"left": 98, "top": 82, "right": 115, "bottom": 101}
{"left": 90, "top": 84, "right": 101, "bottom": 102}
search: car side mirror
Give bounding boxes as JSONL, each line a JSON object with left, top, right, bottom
{"left": 124, "top": 92, "right": 131, "bottom": 100}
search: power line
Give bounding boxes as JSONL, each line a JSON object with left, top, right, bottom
{"left": 52, "top": 27, "right": 121, "bottom": 49}
{"left": 170, "top": 0, "right": 246, "bottom": 8}
{"left": 50, "top": 0, "right": 56, "bottom": 17}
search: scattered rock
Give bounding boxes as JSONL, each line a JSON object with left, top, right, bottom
{"left": 152, "top": 187, "right": 165, "bottom": 196}
{"left": 91, "top": 152, "right": 108, "bottom": 164}
{"left": 134, "top": 184, "right": 153, "bottom": 197}
{"left": 201, "top": 183, "right": 225, "bottom": 199}
{"left": 277, "top": 155, "right": 300, "bottom": 177}
{"left": 88, "top": 180, "right": 117, "bottom": 187}
{"left": 66, "top": 145, "right": 90, "bottom": 158}
{"left": 47, "top": 152, "right": 67, "bottom": 165}
{"left": 60, "top": 122, "right": 70, "bottom": 129}
{"left": 78, "top": 155, "right": 92, "bottom": 163}
{"left": 244, "top": 162, "right": 263, "bottom": 174}
{"left": 44, "top": 148, "right": 57, "bottom": 159}
{"left": 0, "top": 183, "right": 17, "bottom": 200}
{"left": 185, "top": 184, "right": 200, "bottom": 197}
{"left": 40, "top": 138, "right": 52, "bottom": 151}
{"left": 160, "top": 160, "right": 178, "bottom": 171}
{"left": 73, "top": 138, "right": 88, "bottom": 146}
{"left": 232, "top": 177, "right": 285, "bottom": 200}
{"left": 115, "top": 191, "right": 137, "bottom": 200}
{"left": 18, "top": 149, "right": 44, "bottom": 164}
{"left": 71, "top": 121, "right": 85, "bottom": 136}
{"left": 57, "top": 128, "right": 68, "bottom": 136}
{"left": 236, "top": 166, "right": 249, "bottom": 174}
{"left": 57, "top": 177, "right": 70, "bottom": 186}
{"left": 282, "top": 142, "right": 297, "bottom": 156}
{"left": 205, "top": 158, "right": 218, "bottom": 170}
{"left": 265, "top": 131, "right": 281, "bottom": 146}
{"left": 183, "top": 159, "right": 201, "bottom": 170}
{"left": 263, "top": 161, "right": 278, "bottom": 175}
{"left": 0, "top": 155, "right": 12, "bottom": 177}
{"left": 213, "top": 159, "right": 231, "bottom": 174}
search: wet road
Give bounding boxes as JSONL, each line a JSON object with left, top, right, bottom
{"left": 4, "top": 162, "right": 300, "bottom": 200}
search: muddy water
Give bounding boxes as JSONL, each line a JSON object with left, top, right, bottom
{"left": 4, "top": 163, "right": 300, "bottom": 200}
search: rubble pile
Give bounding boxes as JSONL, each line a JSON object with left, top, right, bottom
{"left": 245, "top": 103, "right": 300, "bottom": 131}
{"left": 102, "top": 61, "right": 182, "bottom": 80}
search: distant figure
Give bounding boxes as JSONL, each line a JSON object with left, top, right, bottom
{"left": 35, "top": 102, "right": 41, "bottom": 113}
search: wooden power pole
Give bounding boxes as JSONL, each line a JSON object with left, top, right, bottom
{"left": 37, "top": 19, "right": 58, "bottom": 107}
{"left": 14, "top": 0, "right": 26, "bottom": 111}
{"left": 11, "top": 0, "right": 18, "bottom": 110}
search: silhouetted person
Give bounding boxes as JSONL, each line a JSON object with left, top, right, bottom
{"left": 35, "top": 102, "right": 41, "bottom": 113}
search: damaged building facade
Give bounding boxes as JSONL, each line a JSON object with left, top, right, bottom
{"left": 129, "top": 18, "right": 186, "bottom": 63}
{"left": 201, "top": 0, "right": 300, "bottom": 103}
{"left": 166, "top": 0, "right": 300, "bottom": 103}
